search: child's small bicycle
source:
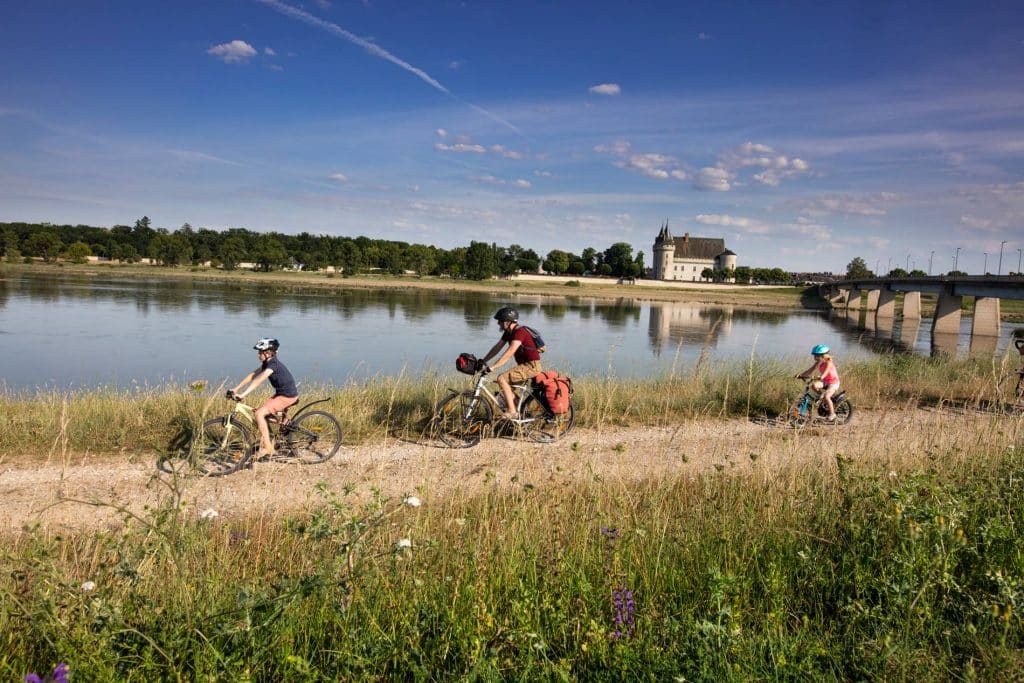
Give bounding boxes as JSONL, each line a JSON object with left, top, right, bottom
{"left": 194, "top": 395, "right": 343, "bottom": 476}
{"left": 787, "top": 379, "right": 854, "bottom": 428}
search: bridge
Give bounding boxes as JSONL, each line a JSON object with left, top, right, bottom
{"left": 820, "top": 275, "right": 1024, "bottom": 352}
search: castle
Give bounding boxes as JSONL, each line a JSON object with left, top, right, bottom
{"left": 652, "top": 222, "right": 736, "bottom": 282}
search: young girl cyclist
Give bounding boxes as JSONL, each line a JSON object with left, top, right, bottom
{"left": 227, "top": 338, "right": 299, "bottom": 458}
{"left": 797, "top": 343, "right": 841, "bottom": 420}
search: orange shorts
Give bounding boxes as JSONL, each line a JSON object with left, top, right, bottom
{"left": 260, "top": 394, "right": 299, "bottom": 413}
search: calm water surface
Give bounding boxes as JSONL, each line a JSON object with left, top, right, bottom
{"left": 0, "top": 272, "right": 1016, "bottom": 391}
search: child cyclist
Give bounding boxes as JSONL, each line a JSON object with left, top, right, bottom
{"left": 227, "top": 338, "right": 299, "bottom": 458}
{"left": 797, "top": 343, "right": 841, "bottom": 420}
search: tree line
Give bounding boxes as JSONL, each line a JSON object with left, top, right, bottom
{"left": 0, "top": 218, "right": 646, "bottom": 280}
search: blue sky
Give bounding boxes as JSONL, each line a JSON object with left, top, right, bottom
{"left": 2, "top": 0, "right": 1023, "bottom": 273}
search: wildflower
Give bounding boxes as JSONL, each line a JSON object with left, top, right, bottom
{"left": 81, "top": 581, "right": 96, "bottom": 592}
{"left": 24, "top": 662, "right": 69, "bottom": 683}
{"left": 397, "top": 538, "right": 412, "bottom": 549}
{"left": 199, "top": 509, "right": 219, "bottom": 520}
{"left": 600, "top": 527, "right": 619, "bottom": 541}
{"left": 611, "top": 587, "right": 636, "bottom": 639}
{"left": 188, "top": 380, "right": 207, "bottom": 392}
{"left": 403, "top": 496, "right": 421, "bottom": 508}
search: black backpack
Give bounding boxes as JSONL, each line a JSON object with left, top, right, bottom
{"left": 519, "top": 325, "right": 546, "bottom": 353}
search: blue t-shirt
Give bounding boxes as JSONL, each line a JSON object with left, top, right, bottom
{"left": 262, "top": 357, "right": 298, "bottom": 397}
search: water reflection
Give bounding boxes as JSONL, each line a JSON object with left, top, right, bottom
{"left": 1, "top": 271, "right": 1020, "bottom": 390}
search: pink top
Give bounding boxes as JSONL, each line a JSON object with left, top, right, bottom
{"left": 818, "top": 360, "right": 840, "bottom": 385}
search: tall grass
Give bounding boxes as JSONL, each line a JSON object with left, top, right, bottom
{"left": 0, "top": 354, "right": 1013, "bottom": 458}
{"left": 2, "top": 434, "right": 1021, "bottom": 680}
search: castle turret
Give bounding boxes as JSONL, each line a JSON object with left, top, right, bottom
{"left": 653, "top": 220, "right": 674, "bottom": 280}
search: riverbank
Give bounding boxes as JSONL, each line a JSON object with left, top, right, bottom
{"left": 1, "top": 260, "right": 824, "bottom": 310}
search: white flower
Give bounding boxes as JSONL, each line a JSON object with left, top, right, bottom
{"left": 200, "top": 509, "right": 219, "bottom": 520}
{"left": 81, "top": 581, "right": 96, "bottom": 592}
{"left": 397, "top": 538, "right": 412, "bottom": 549}
{"left": 403, "top": 496, "right": 421, "bottom": 508}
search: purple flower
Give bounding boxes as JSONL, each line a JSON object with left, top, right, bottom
{"left": 600, "top": 527, "right": 619, "bottom": 541}
{"left": 24, "top": 663, "right": 69, "bottom": 683}
{"left": 611, "top": 587, "right": 636, "bottom": 639}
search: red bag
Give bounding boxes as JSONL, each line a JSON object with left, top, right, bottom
{"left": 532, "top": 371, "right": 572, "bottom": 414}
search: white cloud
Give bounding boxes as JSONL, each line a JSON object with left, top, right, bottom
{"left": 512, "top": 179, "right": 532, "bottom": 188}
{"left": 589, "top": 83, "right": 621, "bottom": 96}
{"left": 790, "top": 195, "right": 891, "bottom": 217}
{"left": 695, "top": 214, "right": 754, "bottom": 229}
{"left": 435, "top": 142, "right": 486, "bottom": 153}
{"left": 698, "top": 32, "right": 711, "bottom": 40}
{"left": 207, "top": 40, "right": 258, "bottom": 64}
{"left": 533, "top": 170, "right": 552, "bottom": 177}
{"left": 490, "top": 144, "right": 524, "bottom": 159}
{"left": 594, "top": 141, "right": 631, "bottom": 155}
{"left": 468, "top": 175, "right": 531, "bottom": 189}
{"left": 328, "top": 173, "right": 349, "bottom": 183}
{"left": 314, "top": 0, "right": 331, "bottom": 8}
{"left": 694, "top": 167, "right": 732, "bottom": 191}
{"left": 436, "top": 128, "right": 447, "bottom": 138}
{"left": 264, "top": 47, "right": 276, "bottom": 56}
{"left": 448, "top": 60, "right": 463, "bottom": 70}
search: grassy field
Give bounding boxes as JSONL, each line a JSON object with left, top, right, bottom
{"left": 2, "top": 348, "right": 1023, "bottom": 679}
{"left": 2, "top": 403, "right": 1021, "bottom": 680}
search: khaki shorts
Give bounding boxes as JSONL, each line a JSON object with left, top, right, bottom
{"left": 499, "top": 361, "right": 542, "bottom": 385}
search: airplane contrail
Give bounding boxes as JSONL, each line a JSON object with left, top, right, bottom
{"left": 254, "top": 0, "right": 522, "bottom": 135}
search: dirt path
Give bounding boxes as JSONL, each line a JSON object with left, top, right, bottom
{"left": 1, "top": 407, "right": 1019, "bottom": 533}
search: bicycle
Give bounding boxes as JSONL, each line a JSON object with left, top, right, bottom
{"left": 787, "top": 379, "right": 854, "bottom": 428}
{"left": 433, "top": 369, "right": 576, "bottom": 448}
{"left": 995, "top": 338, "right": 1024, "bottom": 405}
{"left": 194, "top": 395, "right": 343, "bottom": 475}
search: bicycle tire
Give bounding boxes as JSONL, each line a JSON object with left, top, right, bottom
{"left": 996, "top": 371, "right": 1024, "bottom": 404}
{"left": 282, "top": 410, "right": 343, "bottom": 463}
{"left": 832, "top": 396, "right": 854, "bottom": 425}
{"left": 520, "top": 395, "right": 576, "bottom": 443}
{"left": 434, "top": 390, "right": 492, "bottom": 448}
{"left": 787, "top": 398, "right": 811, "bottom": 429}
{"left": 196, "top": 416, "right": 253, "bottom": 476}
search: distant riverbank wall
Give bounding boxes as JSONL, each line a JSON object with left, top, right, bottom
{"left": 509, "top": 273, "right": 784, "bottom": 291}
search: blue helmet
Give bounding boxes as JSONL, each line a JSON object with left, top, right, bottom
{"left": 811, "top": 344, "right": 830, "bottom": 356}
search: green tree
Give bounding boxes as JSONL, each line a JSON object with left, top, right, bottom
{"left": 543, "top": 249, "right": 571, "bottom": 274}
{"left": 567, "top": 260, "right": 585, "bottom": 275}
{"left": 253, "top": 235, "right": 288, "bottom": 271}
{"left": 845, "top": 256, "right": 873, "bottom": 279}
{"left": 25, "top": 231, "right": 62, "bottom": 261}
{"left": 701, "top": 267, "right": 716, "bottom": 281}
{"left": 909, "top": 269, "right": 927, "bottom": 277}
{"left": 464, "top": 241, "right": 497, "bottom": 280}
{"left": 581, "top": 247, "right": 598, "bottom": 273}
{"left": 64, "top": 241, "right": 92, "bottom": 264}
{"left": 733, "top": 266, "right": 752, "bottom": 283}
{"left": 602, "top": 242, "right": 635, "bottom": 277}
{"left": 217, "top": 237, "right": 247, "bottom": 270}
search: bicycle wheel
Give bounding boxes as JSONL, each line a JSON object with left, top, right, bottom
{"left": 520, "top": 395, "right": 575, "bottom": 443}
{"left": 282, "top": 411, "right": 343, "bottom": 464}
{"left": 434, "top": 391, "right": 492, "bottom": 448}
{"left": 787, "top": 398, "right": 811, "bottom": 428}
{"left": 996, "top": 371, "right": 1024, "bottom": 404}
{"left": 832, "top": 396, "right": 854, "bottom": 425}
{"left": 195, "top": 416, "right": 253, "bottom": 476}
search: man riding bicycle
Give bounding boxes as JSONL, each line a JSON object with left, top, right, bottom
{"left": 479, "top": 306, "right": 542, "bottom": 420}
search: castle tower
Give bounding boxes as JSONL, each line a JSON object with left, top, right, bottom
{"left": 652, "top": 221, "right": 675, "bottom": 280}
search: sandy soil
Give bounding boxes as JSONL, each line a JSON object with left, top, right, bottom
{"left": 2, "top": 406, "right": 1018, "bottom": 534}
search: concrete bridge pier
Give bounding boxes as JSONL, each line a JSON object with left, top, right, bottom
{"left": 899, "top": 318, "right": 921, "bottom": 349}
{"left": 902, "top": 291, "right": 921, "bottom": 319}
{"left": 876, "top": 290, "right": 896, "bottom": 318}
{"left": 864, "top": 289, "right": 880, "bottom": 311}
{"left": 971, "top": 296, "right": 1001, "bottom": 339}
{"left": 931, "top": 286, "right": 962, "bottom": 351}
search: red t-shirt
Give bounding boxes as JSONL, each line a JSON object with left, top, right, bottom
{"left": 503, "top": 325, "right": 541, "bottom": 364}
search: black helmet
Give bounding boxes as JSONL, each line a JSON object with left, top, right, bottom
{"left": 493, "top": 306, "right": 519, "bottom": 322}
{"left": 253, "top": 337, "right": 280, "bottom": 352}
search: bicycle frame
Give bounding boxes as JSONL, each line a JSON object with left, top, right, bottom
{"left": 218, "top": 396, "right": 333, "bottom": 449}
{"left": 457, "top": 373, "right": 534, "bottom": 423}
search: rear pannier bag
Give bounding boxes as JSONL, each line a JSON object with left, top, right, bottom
{"left": 531, "top": 371, "right": 572, "bottom": 414}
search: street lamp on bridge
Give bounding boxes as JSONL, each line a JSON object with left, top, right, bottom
{"left": 998, "top": 240, "right": 1007, "bottom": 276}
{"left": 929, "top": 250, "right": 935, "bottom": 275}
{"left": 954, "top": 247, "right": 961, "bottom": 274}
{"left": 984, "top": 252, "right": 988, "bottom": 275}
{"left": 1018, "top": 248, "right": 1022, "bottom": 276}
